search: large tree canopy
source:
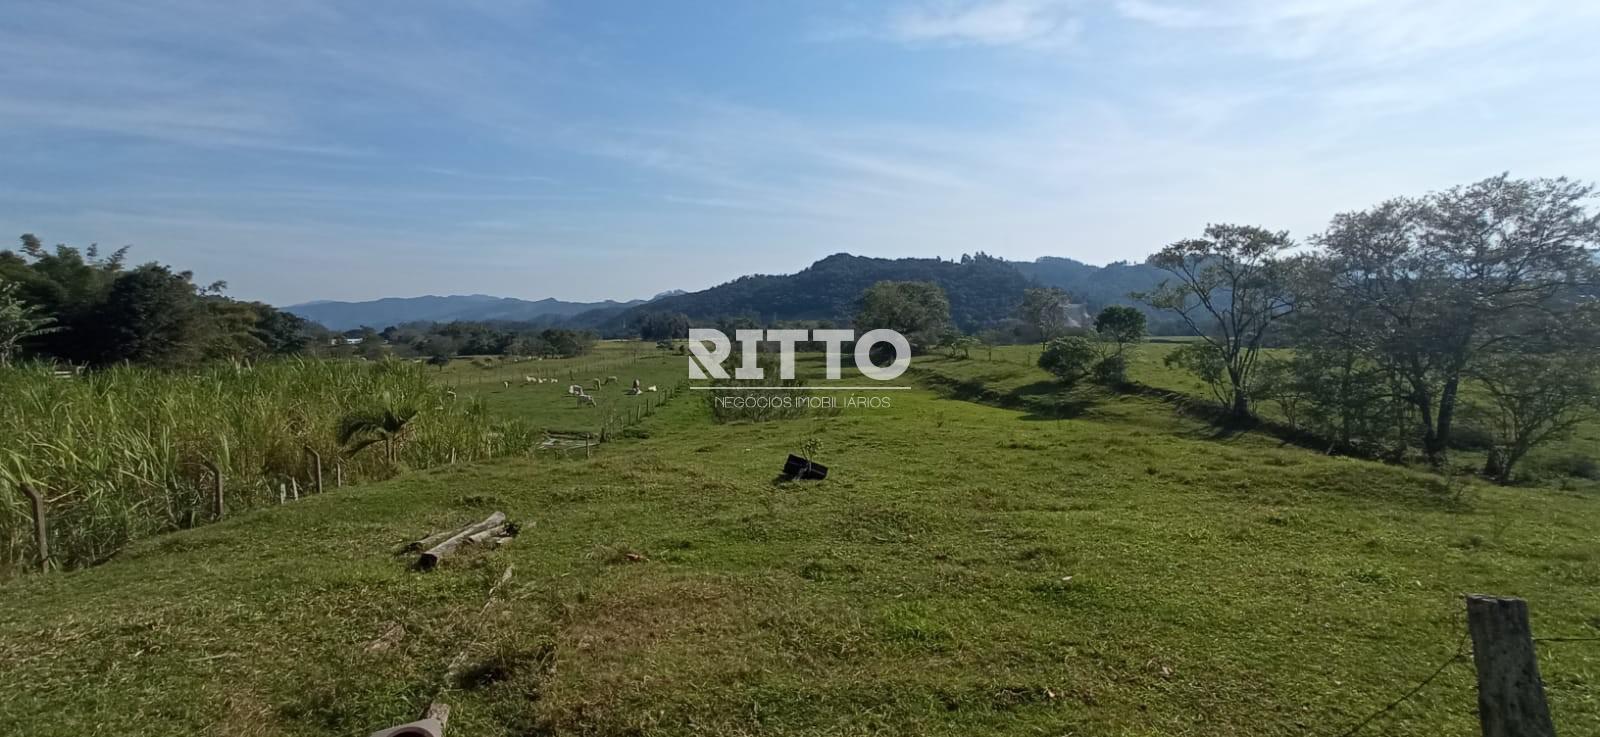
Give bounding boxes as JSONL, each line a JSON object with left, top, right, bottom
{"left": 1138, "top": 224, "right": 1297, "bottom": 418}
{"left": 0, "top": 235, "right": 316, "bottom": 367}
{"left": 854, "top": 280, "right": 952, "bottom": 350}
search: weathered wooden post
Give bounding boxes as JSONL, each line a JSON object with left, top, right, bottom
{"left": 335, "top": 460, "right": 345, "bottom": 489}
{"left": 304, "top": 446, "right": 323, "bottom": 494}
{"left": 1466, "top": 594, "right": 1557, "bottom": 737}
{"left": 17, "top": 482, "right": 50, "bottom": 573}
{"left": 202, "top": 458, "right": 224, "bottom": 519}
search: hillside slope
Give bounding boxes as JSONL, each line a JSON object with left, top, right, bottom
{"left": 2, "top": 351, "right": 1596, "bottom": 736}
{"left": 595, "top": 252, "right": 1035, "bottom": 331}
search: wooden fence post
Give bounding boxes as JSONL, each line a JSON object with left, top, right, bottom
{"left": 1466, "top": 594, "right": 1557, "bottom": 737}
{"left": 335, "top": 460, "right": 345, "bottom": 489}
{"left": 202, "top": 458, "right": 225, "bottom": 520}
{"left": 304, "top": 447, "right": 323, "bottom": 494}
{"left": 18, "top": 482, "right": 50, "bottom": 573}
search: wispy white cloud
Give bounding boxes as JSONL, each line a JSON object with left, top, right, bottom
{"left": 1112, "top": 0, "right": 1588, "bottom": 67}
{"left": 4, "top": 0, "right": 1599, "bottom": 305}
{"left": 884, "top": 0, "right": 1082, "bottom": 49}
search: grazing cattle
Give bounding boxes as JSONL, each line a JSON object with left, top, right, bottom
{"left": 632, "top": 378, "right": 641, "bottom": 391}
{"left": 524, "top": 376, "right": 536, "bottom": 384}
{"left": 626, "top": 388, "right": 642, "bottom": 396}
{"left": 604, "top": 376, "right": 618, "bottom": 385}
{"left": 568, "top": 384, "right": 584, "bottom": 395}
{"left": 502, "top": 380, "right": 510, "bottom": 388}
{"left": 646, "top": 385, "right": 657, "bottom": 392}
{"left": 591, "top": 378, "right": 602, "bottom": 390}
{"left": 577, "top": 394, "right": 597, "bottom": 406}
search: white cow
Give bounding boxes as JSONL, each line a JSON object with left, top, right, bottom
{"left": 568, "top": 384, "right": 584, "bottom": 396}
{"left": 577, "top": 394, "right": 597, "bottom": 406}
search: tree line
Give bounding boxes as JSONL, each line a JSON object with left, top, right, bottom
{"left": 0, "top": 235, "right": 313, "bottom": 367}
{"left": 788, "top": 175, "right": 1597, "bottom": 483}
{"left": 1139, "top": 175, "right": 1599, "bottom": 481}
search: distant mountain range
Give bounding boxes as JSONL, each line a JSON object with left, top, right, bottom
{"left": 285, "top": 254, "right": 1180, "bottom": 334}
{"left": 284, "top": 294, "right": 648, "bottom": 331}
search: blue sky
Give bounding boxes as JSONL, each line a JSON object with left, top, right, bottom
{"left": 4, "top": 1, "right": 1598, "bottom": 305}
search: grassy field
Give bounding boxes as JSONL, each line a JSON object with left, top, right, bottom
{"left": 1, "top": 343, "right": 1596, "bottom": 736}
{"left": 926, "top": 342, "right": 1600, "bottom": 486}
{"left": 434, "top": 342, "right": 689, "bottom": 436}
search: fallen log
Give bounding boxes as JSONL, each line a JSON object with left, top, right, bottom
{"left": 368, "top": 702, "right": 449, "bottom": 737}
{"left": 399, "top": 528, "right": 458, "bottom": 555}
{"left": 416, "top": 512, "right": 506, "bottom": 570}
{"left": 465, "top": 525, "right": 507, "bottom": 545}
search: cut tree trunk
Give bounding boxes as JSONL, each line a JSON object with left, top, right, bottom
{"left": 416, "top": 512, "right": 506, "bottom": 570}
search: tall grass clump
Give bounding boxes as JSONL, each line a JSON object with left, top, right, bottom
{"left": 0, "top": 359, "right": 539, "bottom": 575}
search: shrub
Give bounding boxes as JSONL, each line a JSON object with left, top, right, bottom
{"left": 1537, "top": 454, "right": 1600, "bottom": 481}
{"left": 1092, "top": 354, "right": 1128, "bottom": 386}
{"left": 1038, "top": 337, "right": 1097, "bottom": 386}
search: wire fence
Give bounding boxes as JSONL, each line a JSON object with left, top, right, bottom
{"left": 1328, "top": 625, "right": 1597, "bottom": 736}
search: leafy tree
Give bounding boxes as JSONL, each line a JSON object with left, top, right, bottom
{"left": 538, "top": 328, "right": 595, "bottom": 357}
{"left": 1277, "top": 256, "right": 1417, "bottom": 458}
{"left": 252, "top": 307, "right": 312, "bottom": 355}
{"left": 950, "top": 335, "right": 980, "bottom": 359}
{"left": 1163, "top": 341, "right": 1230, "bottom": 407}
{"left": 1038, "top": 336, "right": 1098, "bottom": 386}
{"left": 1473, "top": 349, "right": 1600, "bottom": 483}
{"left": 1309, "top": 175, "right": 1600, "bottom": 465}
{"left": 1094, "top": 306, "right": 1146, "bottom": 354}
{"left": 87, "top": 264, "right": 207, "bottom": 366}
{"left": 1082, "top": 306, "right": 1147, "bottom": 386}
{"left": 0, "top": 280, "right": 58, "bottom": 365}
{"left": 1, "top": 235, "right": 312, "bottom": 367}
{"left": 854, "top": 281, "right": 952, "bottom": 350}
{"left": 1138, "top": 224, "right": 1296, "bottom": 419}
{"left": 425, "top": 354, "right": 452, "bottom": 371}
{"left": 1015, "top": 287, "right": 1072, "bottom": 347}
{"left": 635, "top": 312, "right": 690, "bottom": 341}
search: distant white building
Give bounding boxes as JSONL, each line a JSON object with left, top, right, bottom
{"left": 1061, "top": 303, "right": 1092, "bottom": 329}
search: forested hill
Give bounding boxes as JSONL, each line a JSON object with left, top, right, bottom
{"left": 285, "top": 295, "right": 645, "bottom": 331}
{"left": 592, "top": 253, "right": 1036, "bottom": 332}
{"left": 579, "top": 253, "right": 1175, "bottom": 333}
{"left": 282, "top": 253, "right": 1178, "bottom": 334}
{"left": 1012, "top": 257, "right": 1171, "bottom": 312}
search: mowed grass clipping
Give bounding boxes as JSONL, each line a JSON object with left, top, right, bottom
{"left": 0, "top": 347, "right": 1597, "bottom": 736}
